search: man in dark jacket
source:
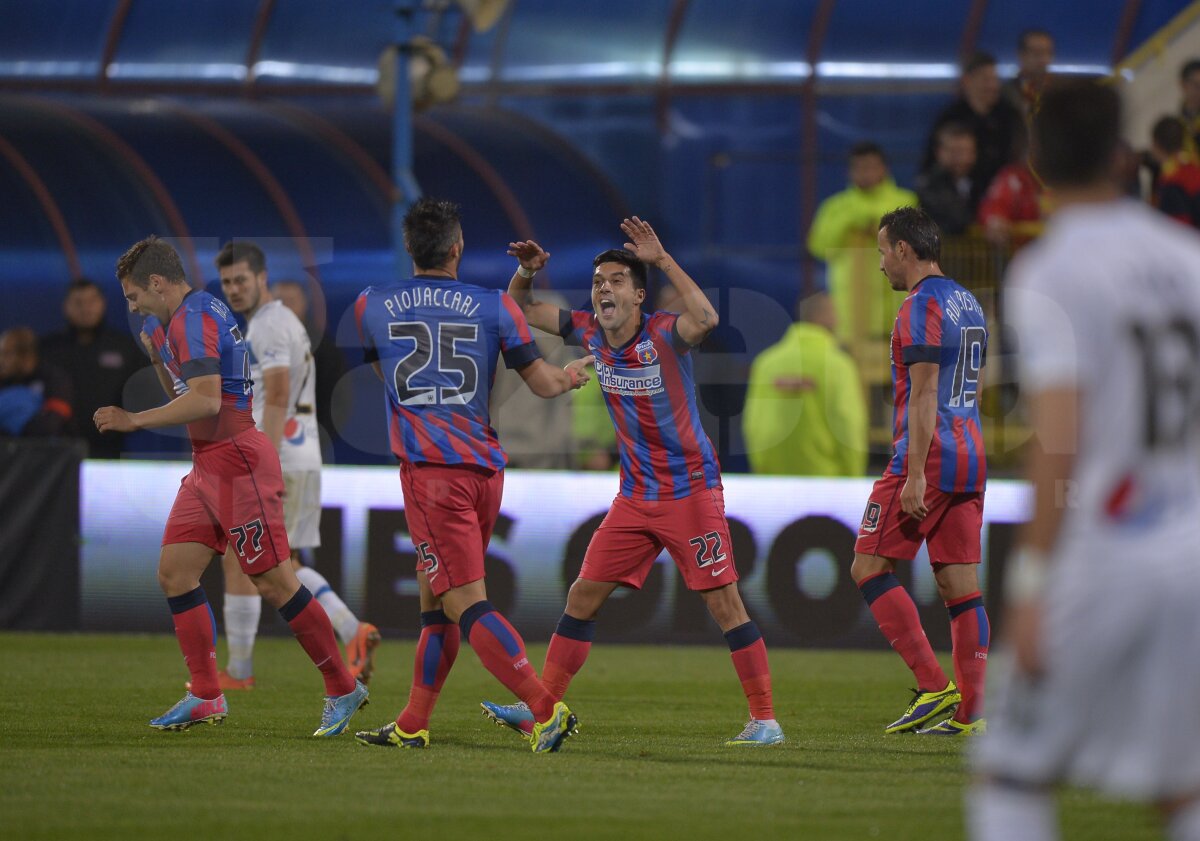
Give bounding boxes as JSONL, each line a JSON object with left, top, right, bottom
{"left": 916, "top": 122, "right": 980, "bottom": 235}
{"left": 924, "top": 52, "right": 1022, "bottom": 200}
{"left": 42, "top": 278, "right": 145, "bottom": 457}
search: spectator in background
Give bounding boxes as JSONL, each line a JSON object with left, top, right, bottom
{"left": 491, "top": 287, "right": 578, "bottom": 468}
{"left": 1150, "top": 115, "right": 1200, "bottom": 230}
{"left": 1002, "top": 29, "right": 1055, "bottom": 118}
{"left": 41, "top": 278, "right": 145, "bottom": 457}
{"left": 808, "top": 141, "right": 918, "bottom": 343}
{"left": 742, "top": 293, "right": 866, "bottom": 477}
{"left": 272, "top": 278, "right": 346, "bottom": 451}
{"left": 977, "top": 123, "right": 1043, "bottom": 248}
{"left": 916, "top": 122, "right": 980, "bottom": 235}
{"left": 925, "top": 52, "right": 1022, "bottom": 201}
{"left": 1178, "top": 58, "right": 1200, "bottom": 150}
{"left": 0, "top": 327, "right": 74, "bottom": 437}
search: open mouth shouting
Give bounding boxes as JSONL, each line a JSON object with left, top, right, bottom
{"left": 598, "top": 297, "right": 617, "bottom": 317}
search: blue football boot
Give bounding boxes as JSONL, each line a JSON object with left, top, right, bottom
{"left": 149, "top": 692, "right": 228, "bottom": 730}
{"left": 725, "top": 719, "right": 785, "bottom": 746}
{"left": 313, "top": 680, "right": 369, "bottom": 737}
{"left": 480, "top": 700, "right": 535, "bottom": 736}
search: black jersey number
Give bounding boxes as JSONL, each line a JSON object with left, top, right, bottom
{"left": 388, "top": 322, "right": 479, "bottom": 406}
{"left": 1130, "top": 320, "right": 1200, "bottom": 450}
{"left": 949, "top": 326, "right": 986, "bottom": 408}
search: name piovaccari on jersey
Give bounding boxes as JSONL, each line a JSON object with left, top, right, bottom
{"left": 888, "top": 276, "right": 988, "bottom": 493}
{"left": 144, "top": 289, "right": 253, "bottom": 445}
{"left": 354, "top": 277, "right": 540, "bottom": 470}
{"left": 560, "top": 308, "right": 720, "bottom": 501}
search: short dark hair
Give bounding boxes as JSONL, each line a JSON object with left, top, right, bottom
{"left": 963, "top": 51, "right": 997, "bottom": 75}
{"left": 936, "top": 121, "right": 975, "bottom": 144}
{"left": 1018, "top": 28, "right": 1053, "bottom": 52}
{"left": 592, "top": 249, "right": 647, "bottom": 290}
{"left": 403, "top": 198, "right": 462, "bottom": 270}
{"left": 1032, "top": 80, "right": 1120, "bottom": 188}
{"left": 850, "top": 141, "right": 886, "bottom": 164}
{"left": 116, "top": 236, "right": 186, "bottom": 288}
{"left": 1180, "top": 59, "right": 1200, "bottom": 82}
{"left": 64, "top": 277, "right": 102, "bottom": 298}
{"left": 1153, "top": 116, "right": 1188, "bottom": 155}
{"left": 215, "top": 241, "right": 266, "bottom": 274}
{"left": 879, "top": 206, "right": 942, "bottom": 262}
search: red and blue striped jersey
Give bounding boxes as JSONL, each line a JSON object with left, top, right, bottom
{"left": 560, "top": 308, "right": 721, "bottom": 501}
{"left": 888, "top": 275, "right": 988, "bottom": 492}
{"left": 355, "top": 277, "right": 541, "bottom": 471}
{"left": 144, "top": 289, "right": 254, "bottom": 448}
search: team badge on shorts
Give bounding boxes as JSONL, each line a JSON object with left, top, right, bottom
{"left": 635, "top": 339, "right": 658, "bottom": 365}
{"left": 859, "top": 501, "right": 881, "bottom": 534}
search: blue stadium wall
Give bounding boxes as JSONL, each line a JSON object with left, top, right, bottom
{"left": 0, "top": 0, "right": 1188, "bottom": 467}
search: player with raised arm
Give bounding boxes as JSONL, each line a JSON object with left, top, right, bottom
{"left": 482, "top": 217, "right": 782, "bottom": 747}
{"left": 351, "top": 198, "right": 593, "bottom": 753}
{"left": 970, "top": 82, "right": 1200, "bottom": 841}
{"left": 216, "top": 242, "right": 380, "bottom": 690}
{"left": 94, "top": 237, "right": 367, "bottom": 736}
{"left": 850, "top": 206, "right": 990, "bottom": 736}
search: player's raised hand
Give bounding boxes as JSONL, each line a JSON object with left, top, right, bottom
{"left": 139, "top": 330, "right": 156, "bottom": 359}
{"left": 507, "top": 240, "right": 550, "bottom": 273}
{"left": 94, "top": 405, "right": 138, "bottom": 434}
{"left": 900, "top": 473, "right": 929, "bottom": 520}
{"left": 621, "top": 216, "right": 667, "bottom": 266}
{"left": 565, "top": 354, "right": 596, "bottom": 390}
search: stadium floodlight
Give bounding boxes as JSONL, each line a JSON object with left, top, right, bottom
{"left": 453, "top": 0, "right": 509, "bottom": 32}
{"left": 377, "top": 36, "right": 461, "bottom": 112}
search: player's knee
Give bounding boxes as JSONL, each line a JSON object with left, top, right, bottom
{"left": 701, "top": 584, "right": 748, "bottom": 628}
{"left": 565, "top": 579, "right": 608, "bottom": 620}
{"left": 850, "top": 552, "right": 889, "bottom": 584}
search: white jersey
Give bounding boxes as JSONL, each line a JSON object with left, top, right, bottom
{"left": 1006, "top": 199, "right": 1200, "bottom": 565}
{"left": 245, "top": 299, "right": 321, "bottom": 472}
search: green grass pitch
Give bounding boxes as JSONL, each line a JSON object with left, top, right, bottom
{"left": 0, "top": 633, "right": 1160, "bottom": 840}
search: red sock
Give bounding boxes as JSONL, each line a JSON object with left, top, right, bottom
{"left": 725, "top": 622, "right": 775, "bottom": 720}
{"left": 397, "top": 610, "right": 460, "bottom": 733}
{"left": 859, "top": 572, "right": 948, "bottom": 692}
{"left": 542, "top": 614, "right": 595, "bottom": 702}
{"left": 280, "top": 587, "right": 356, "bottom": 697}
{"left": 946, "top": 591, "right": 989, "bottom": 722}
{"left": 460, "top": 601, "right": 555, "bottom": 722}
{"left": 168, "top": 588, "right": 219, "bottom": 700}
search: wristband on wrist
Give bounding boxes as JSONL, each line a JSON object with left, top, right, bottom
{"left": 566, "top": 366, "right": 581, "bottom": 388}
{"left": 1005, "top": 547, "right": 1048, "bottom": 604}
{"left": 517, "top": 265, "right": 537, "bottom": 279}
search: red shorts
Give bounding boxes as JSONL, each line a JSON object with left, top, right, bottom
{"left": 162, "top": 429, "right": 290, "bottom": 574}
{"left": 854, "top": 472, "right": 983, "bottom": 564}
{"left": 581, "top": 487, "right": 739, "bottom": 591}
{"left": 400, "top": 461, "right": 503, "bottom": 597}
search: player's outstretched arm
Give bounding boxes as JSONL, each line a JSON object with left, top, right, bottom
{"left": 94, "top": 373, "right": 222, "bottom": 433}
{"left": 516, "top": 355, "right": 595, "bottom": 398}
{"left": 506, "top": 240, "right": 565, "bottom": 335}
{"left": 620, "top": 216, "right": 718, "bottom": 346}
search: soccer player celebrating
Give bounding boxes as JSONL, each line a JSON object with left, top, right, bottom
{"left": 216, "top": 242, "right": 380, "bottom": 689}
{"left": 94, "top": 237, "right": 367, "bottom": 735}
{"left": 971, "top": 82, "right": 1200, "bottom": 841}
{"left": 850, "top": 206, "right": 989, "bottom": 736}
{"left": 482, "top": 216, "right": 783, "bottom": 747}
{"left": 352, "top": 198, "right": 593, "bottom": 753}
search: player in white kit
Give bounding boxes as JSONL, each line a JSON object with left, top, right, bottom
{"left": 969, "top": 82, "right": 1200, "bottom": 841}
{"left": 214, "top": 242, "right": 381, "bottom": 688}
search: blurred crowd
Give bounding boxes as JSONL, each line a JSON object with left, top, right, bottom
{"left": 5, "top": 28, "right": 1197, "bottom": 478}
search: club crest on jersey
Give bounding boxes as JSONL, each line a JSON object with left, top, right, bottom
{"left": 635, "top": 339, "right": 658, "bottom": 365}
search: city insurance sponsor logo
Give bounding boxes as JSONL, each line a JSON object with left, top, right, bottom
{"left": 594, "top": 359, "right": 664, "bottom": 397}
